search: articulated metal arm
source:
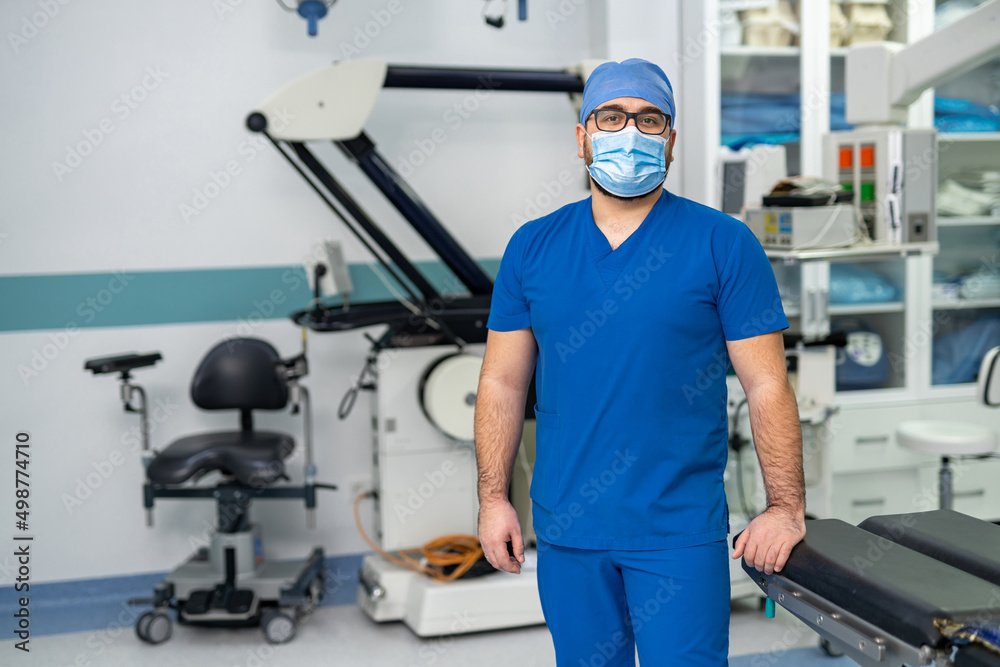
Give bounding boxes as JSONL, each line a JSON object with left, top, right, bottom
{"left": 847, "top": 0, "right": 1000, "bottom": 125}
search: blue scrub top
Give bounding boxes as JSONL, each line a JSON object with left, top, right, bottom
{"left": 487, "top": 190, "right": 788, "bottom": 550}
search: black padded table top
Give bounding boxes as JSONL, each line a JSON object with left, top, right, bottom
{"left": 739, "top": 518, "right": 1000, "bottom": 648}
{"left": 860, "top": 510, "right": 1000, "bottom": 588}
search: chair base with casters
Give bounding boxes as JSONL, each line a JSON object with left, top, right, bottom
{"left": 85, "top": 338, "right": 336, "bottom": 645}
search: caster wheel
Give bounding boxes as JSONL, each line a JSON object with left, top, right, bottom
{"left": 136, "top": 611, "right": 172, "bottom": 645}
{"left": 819, "top": 637, "right": 844, "bottom": 657}
{"left": 261, "top": 608, "right": 296, "bottom": 645}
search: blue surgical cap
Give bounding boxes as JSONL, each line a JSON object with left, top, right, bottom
{"left": 579, "top": 58, "right": 675, "bottom": 127}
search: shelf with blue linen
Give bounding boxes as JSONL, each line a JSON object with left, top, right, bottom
{"left": 770, "top": 258, "right": 908, "bottom": 392}
{"left": 930, "top": 122, "right": 1000, "bottom": 386}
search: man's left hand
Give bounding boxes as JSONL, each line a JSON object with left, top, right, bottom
{"left": 732, "top": 506, "right": 806, "bottom": 575}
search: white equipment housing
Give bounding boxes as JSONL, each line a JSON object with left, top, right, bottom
{"left": 746, "top": 205, "right": 858, "bottom": 250}
{"left": 822, "top": 127, "right": 937, "bottom": 245}
{"left": 357, "top": 345, "right": 544, "bottom": 636}
{"left": 718, "top": 144, "right": 788, "bottom": 220}
{"left": 844, "top": 0, "right": 1000, "bottom": 127}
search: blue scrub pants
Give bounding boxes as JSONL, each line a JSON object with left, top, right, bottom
{"left": 536, "top": 538, "right": 730, "bottom": 666}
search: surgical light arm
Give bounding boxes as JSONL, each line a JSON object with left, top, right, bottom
{"left": 846, "top": 0, "right": 1000, "bottom": 125}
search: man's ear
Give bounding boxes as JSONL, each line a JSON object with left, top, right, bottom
{"left": 576, "top": 123, "right": 587, "bottom": 159}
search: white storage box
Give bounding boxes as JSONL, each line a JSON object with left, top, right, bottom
{"left": 741, "top": 1, "right": 799, "bottom": 47}
{"left": 844, "top": 2, "right": 894, "bottom": 45}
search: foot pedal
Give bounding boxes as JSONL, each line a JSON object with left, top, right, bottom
{"left": 184, "top": 590, "right": 213, "bottom": 615}
{"left": 228, "top": 590, "right": 255, "bottom": 614}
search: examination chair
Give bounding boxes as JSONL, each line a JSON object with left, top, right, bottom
{"left": 737, "top": 510, "right": 1000, "bottom": 666}
{"left": 85, "top": 338, "right": 335, "bottom": 645}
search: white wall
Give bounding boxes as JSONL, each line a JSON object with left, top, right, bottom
{"left": 0, "top": 0, "right": 704, "bottom": 584}
{"left": 0, "top": 0, "right": 597, "bottom": 275}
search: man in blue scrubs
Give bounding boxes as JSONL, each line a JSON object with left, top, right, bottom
{"left": 475, "top": 58, "right": 806, "bottom": 665}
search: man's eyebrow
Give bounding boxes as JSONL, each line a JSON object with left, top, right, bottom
{"left": 595, "top": 103, "right": 665, "bottom": 115}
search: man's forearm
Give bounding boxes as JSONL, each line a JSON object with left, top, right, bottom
{"left": 746, "top": 379, "right": 805, "bottom": 513}
{"left": 474, "top": 376, "right": 527, "bottom": 506}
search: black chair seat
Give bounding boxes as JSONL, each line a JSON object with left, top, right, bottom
{"left": 147, "top": 431, "right": 294, "bottom": 486}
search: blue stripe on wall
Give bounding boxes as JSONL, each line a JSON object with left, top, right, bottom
{"left": 0, "top": 553, "right": 365, "bottom": 640}
{"left": 0, "top": 260, "right": 501, "bottom": 333}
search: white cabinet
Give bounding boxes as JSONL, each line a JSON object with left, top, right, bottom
{"left": 918, "top": 459, "right": 1000, "bottom": 522}
{"left": 929, "top": 133, "right": 1000, "bottom": 389}
{"left": 770, "top": 251, "right": 922, "bottom": 397}
{"left": 709, "top": 3, "right": 1000, "bottom": 524}
{"left": 830, "top": 468, "right": 923, "bottom": 525}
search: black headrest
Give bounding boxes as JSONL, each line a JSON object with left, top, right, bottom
{"left": 190, "top": 338, "right": 288, "bottom": 411}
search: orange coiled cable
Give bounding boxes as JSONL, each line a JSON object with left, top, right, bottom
{"left": 353, "top": 491, "right": 485, "bottom": 582}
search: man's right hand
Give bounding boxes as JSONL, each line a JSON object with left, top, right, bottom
{"left": 478, "top": 499, "right": 525, "bottom": 574}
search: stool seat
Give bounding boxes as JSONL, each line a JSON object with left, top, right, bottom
{"left": 896, "top": 421, "right": 997, "bottom": 457}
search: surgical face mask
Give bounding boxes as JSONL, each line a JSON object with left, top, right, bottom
{"left": 586, "top": 126, "right": 668, "bottom": 198}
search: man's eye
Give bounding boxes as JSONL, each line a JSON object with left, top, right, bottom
{"left": 604, "top": 114, "right": 621, "bottom": 122}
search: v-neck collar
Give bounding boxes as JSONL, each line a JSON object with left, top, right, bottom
{"left": 585, "top": 191, "right": 665, "bottom": 289}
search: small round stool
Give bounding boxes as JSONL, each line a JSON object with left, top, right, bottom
{"left": 896, "top": 421, "right": 997, "bottom": 510}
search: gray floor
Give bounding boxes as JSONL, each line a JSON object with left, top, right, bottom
{"left": 1, "top": 597, "right": 838, "bottom": 666}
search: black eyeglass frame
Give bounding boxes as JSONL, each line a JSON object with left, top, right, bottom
{"left": 587, "top": 108, "right": 672, "bottom": 135}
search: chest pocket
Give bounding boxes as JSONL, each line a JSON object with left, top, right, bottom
{"left": 529, "top": 405, "right": 561, "bottom": 511}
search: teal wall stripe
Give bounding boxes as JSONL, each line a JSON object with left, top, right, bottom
{"left": 0, "top": 260, "right": 501, "bottom": 333}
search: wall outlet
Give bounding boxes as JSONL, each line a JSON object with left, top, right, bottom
{"left": 346, "top": 474, "right": 374, "bottom": 504}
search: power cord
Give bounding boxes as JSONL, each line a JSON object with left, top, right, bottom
{"left": 353, "top": 491, "right": 485, "bottom": 582}
{"left": 729, "top": 398, "right": 758, "bottom": 519}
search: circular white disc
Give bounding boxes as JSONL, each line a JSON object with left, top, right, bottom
{"left": 422, "top": 354, "right": 483, "bottom": 441}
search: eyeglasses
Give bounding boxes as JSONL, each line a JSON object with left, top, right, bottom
{"left": 589, "top": 108, "right": 670, "bottom": 134}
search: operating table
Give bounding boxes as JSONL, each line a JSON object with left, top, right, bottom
{"left": 738, "top": 510, "right": 1000, "bottom": 666}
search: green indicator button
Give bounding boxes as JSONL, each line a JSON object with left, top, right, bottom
{"left": 861, "top": 182, "right": 876, "bottom": 202}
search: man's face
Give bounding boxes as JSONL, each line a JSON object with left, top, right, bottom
{"left": 576, "top": 96, "right": 677, "bottom": 200}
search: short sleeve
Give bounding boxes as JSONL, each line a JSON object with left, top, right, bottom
{"left": 717, "top": 224, "right": 789, "bottom": 340}
{"left": 487, "top": 228, "right": 532, "bottom": 332}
